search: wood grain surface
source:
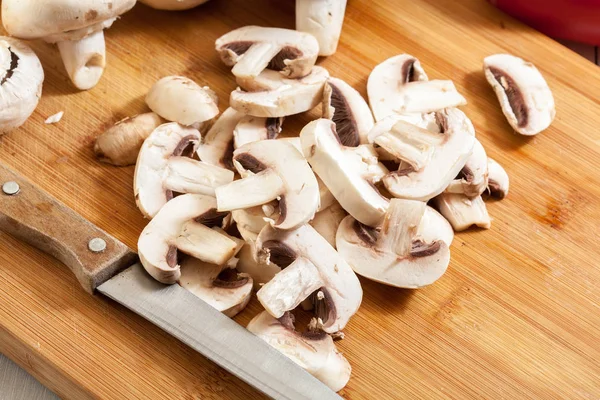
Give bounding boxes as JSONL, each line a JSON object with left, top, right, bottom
{"left": 0, "top": 0, "right": 599, "bottom": 399}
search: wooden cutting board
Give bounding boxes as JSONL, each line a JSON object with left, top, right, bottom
{"left": 1, "top": 0, "right": 599, "bottom": 398}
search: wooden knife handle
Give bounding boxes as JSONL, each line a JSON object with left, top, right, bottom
{"left": 0, "top": 164, "right": 138, "bottom": 294}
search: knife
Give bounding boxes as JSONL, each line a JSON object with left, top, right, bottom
{"left": 0, "top": 164, "right": 341, "bottom": 400}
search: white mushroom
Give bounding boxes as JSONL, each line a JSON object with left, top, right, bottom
{"left": 323, "top": 77, "right": 374, "bottom": 146}
{"left": 371, "top": 109, "right": 476, "bottom": 201}
{"left": 336, "top": 199, "right": 451, "bottom": 288}
{"left": 138, "top": 194, "right": 240, "bottom": 284}
{"left": 247, "top": 311, "right": 351, "bottom": 392}
{"left": 310, "top": 202, "right": 347, "bottom": 248}
{"left": 134, "top": 123, "right": 234, "bottom": 219}
{"left": 295, "top": 0, "right": 347, "bottom": 56}
{"left": 233, "top": 115, "right": 283, "bottom": 149}
{"left": 367, "top": 54, "right": 466, "bottom": 121}
{"left": 236, "top": 243, "right": 281, "bottom": 290}
{"left": 444, "top": 139, "right": 489, "bottom": 198}
{"left": 256, "top": 223, "right": 363, "bottom": 333}
{"left": 0, "top": 37, "right": 43, "bottom": 133}
{"left": 146, "top": 76, "right": 219, "bottom": 127}
{"left": 215, "top": 26, "right": 319, "bottom": 79}
{"left": 139, "top": 0, "right": 210, "bottom": 10}
{"left": 484, "top": 54, "right": 555, "bottom": 135}
{"left": 2, "top": 0, "right": 135, "bottom": 90}
{"left": 94, "top": 112, "right": 164, "bottom": 166}
{"left": 231, "top": 203, "right": 274, "bottom": 242}
{"left": 230, "top": 67, "right": 329, "bottom": 118}
{"left": 433, "top": 193, "right": 491, "bottom": 231}
{"left": 178, "top": 256, "right": 252, "bottom": 318}
{"left": 487, "top": 157, "right": 509, "bottom": 199}
{"left": 300, "top": 118, "right": 389, "bottom": 227}
{"left": 196, "top": 107, "right": 245, "bottom": 171}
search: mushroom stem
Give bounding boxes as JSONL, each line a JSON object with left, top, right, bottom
{"left": 57, "top": 30, "right": 106, "bottom": 90}
{"left": 395, "top": 80, "right": 466, "bottom": 114}
{"left": 164, "top": 157, "right": 235, "bottom": 196}
{"left": 378, "top": 199, "right": 425, "bottom": 256}
{"left": 257, "top": 257, "right": 323, "bottom": 318}
{"left": 296, "top": 0, "right": 347, "bottom": 56}
{"left": 231, "top": 42, "right": 281, "bottom": 79}
{"left": 215, "top": 170, "right": 285, "bottom": 212}
{"left": 434, "top": 193, "right": 491, "bottom": 231}
{"left": 175, "top": 222, "right": 239, "bottom": 266}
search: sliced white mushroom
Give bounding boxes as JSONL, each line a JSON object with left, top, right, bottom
{"left": 233, "top": 115, "right": 283, "bottom": 149}
{"left": 256, "top": 223, "right": 363, "bottom": 333}
{"left": 196, "top": 107, "right": 245, "bottom": 171}
{"left": 316, "top": 175, "right": 336, "bottom": 212}
{"left": 178, "top": 256, "right": 252, "bottom": 317}
{"left": 0, "top": 37, "right": 43, "bottom": 133}
{"left": 310, "top": 202, "right": 347, "bottom": 248}
{"left": 484, "top": 54, "right": 555, "bottom": 135}
{"left": 445, "top": 139, "right": 488, "bottom": 198}
{"left": 231, "top": 204, "right": 273, "bottom": 242}
{"left": 2, "top": 0, "right": 135, "bottom": 90}
{"left": 301, "top": 118, "right": 389, "bottom": 227}
{"left": 487, "top": 157, "right": 509, "bottom": 199}
{"left": 295, "top": 0, "right": 346, "bottom": 56}
{"left": 230, "top": 67, "right": 329, "bottom": 118}
{"left": 139, "top": 0, "right": 210, "bottom": 10}
{"left": 323, "top": 77, "right": 374, "bottom": 146}
{"left": 138, "top": 194, "right": 239, "bottom": 284}
{"left": 134, "top": 123, "right": 234, "bottom": 219}
{"left": 336, "top": 199, "right": 451, "bottom": 288}
{"left": 433, "top": 193, "right": 491, "bottom": 231}
{"left": 248, "top": 311, "right": 351, "bottom": 392}
{"left": 373, "top": 109, "right": 476, "bottom": 201}
{"left": 215, "top": 26, "right": 319, "bottom": 79}
{"left": 146, "top": 76, "right": 219, "bottom": 127}
{"left": 216, "top": 140, "right": 320, "bottom": 230}
{"left": 236, "top": 243, "right": 281, "bottom": 290}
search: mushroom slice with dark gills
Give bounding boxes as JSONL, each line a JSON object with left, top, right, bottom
{"left": 433, "top": 193, "right": 491, "bottom": 232}
{"left": 134, "top": 123, "right": 234, "bottom": 219}
{"left": 215, "top": 26, "right": 319, "bottom": 80}
{"left": 197, "top": 107, "right": 245, "bottom": 171}
{"left": 247, "top": 311, "right": 351, "bottom": 392}
{"left": 369, "top": 109, "right": 475, "bottom": 202}
{"left": 486, "top": 157, "right": 509, "bottom": 199}
{"left": 322, "top": 77, "right": 374, "bottom": 146}
{"left": 336, "top": 199, "right": 451, "bottom": 288}
{"left": 484, "top": 54, "right": 555, "bottom": 136}
{"left": 233, "top": 115, "right": 284, "bottom": 149}
{"left": 138, "top": 194, "right": 239, "bottom": 284}
{"left": 215, "top": 139, "right": 320, "bottom": 230}
{"left": 255, "top": 223, "right": 363, "bottom": 333}
{"left": 178, "top": 256, "right": 253, "bottom": 318}
{"left": 445, "top": 139, "right": 489, "bottom": 198}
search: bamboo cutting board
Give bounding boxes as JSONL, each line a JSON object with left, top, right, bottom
{"left": 1, "top": 0, "right": 599, "bottom": 398}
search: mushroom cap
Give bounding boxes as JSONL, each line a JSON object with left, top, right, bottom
{"left": 230, "top": 67, "right": 329, "bottom": 118}
{"left": 247, "top": 311, "right": 351, "bottom": 392}
{"left": 256, "top": 223, "right": 363, "bottom": 333}
{"left": 197, "top": 107, "right": 245, "bottom": 171}
{"left": 146, "top": 76, "right": 219, "bottom": 126}
{"left": 0, "top": 37, "right": 44, "bottom": 133}
{"left": 138, "top": 194, "right": 238, "bottom": 284}
{"left": 433, "top": 193, "right": 491, "bottom": 232}
{"left": 215, "top": 26, "right": 319, "bottom": 79}
{"left": 484, "top": 54, "right": 555, "bottom": 136}
{"left": 178, "top": 256, "right": 252, "bottom": 318}
{"left": 323, "top": 77, "right": 374, "bottom": 147}
{"left": 445, "top": 138, "right": 489, "bottom": 198}
{"left": 300, "top": 118, "right": 389, "bottom": 227}
{"left": 134, "top": 123, "right": 234, "bottom": 219}
{"left": 140, "top": 0, "right": 210, "bottom": 10}
{"left": 2, "top": 0, "right": 136, "bottom": 40}
{"left": 487, "top": 157, "right": 509, "bottom": 199}
{"left": 336, "top": 199, "right": 451, "bottom": 288}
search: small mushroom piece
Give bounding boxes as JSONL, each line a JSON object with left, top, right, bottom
{"left": 233, "top": 115, "right": 283, "bottom": 149}
{"left": 296, "top": 0, "right": 347, "bottom": 56}
{"left": 0, "top": 37, "right": 43, "bottom": 134}
{"left": 196, "top": 107, "right": 245, "bottom": 171}
{"left": 139, "top": 0, "right": 210, "bottom": 10}
{"left": 256, "top": 223, "right": 363, "bottom": 333}
{"left": 216, "top": 139, "right": 320, "bottom": 230}
{"left": 310, "top": 202, "right": 347, "bottom": 248}
{"left": 375, "top": 109, "right": 476, "bottom": 202}
{"left": 134, "top": 123, "right": 234, "bottom": 219}
{"left": 94, "top": 113, "right": 164, "bottom": 166}
{"left": 336, "top": 199, "right": 451, "bottom": 288}
{"left": 138, "top": 194, "right": 239, "bottom": 284}
{"left": 230, "top": 67, "right": 329, "bottom": 118}
{"left": 231, "top": 203, "right": 274, "bottom": 242}
{"left": 215, "top": 26, "right": 319, "bottom": 79}
{"left": 433, "top": 193, "right": 491, "bottom": 231}
{"left": 178, "top": 256, "right": 252, "bottom": 317}
{"left": 146, "top": 76, "right": 219, "bottom": 127}
{"left": 300, "top": 118, "right": 389, "bottom": 227}
{"left": 444, "top": 139, "right": 489, "bottom": 198}
{"left": 484, "top": 54, "right": 555, "bottom": 136}
{"left": 247, "top": 311, "right": 351, "bottom": 392}
{"left": 236, "top": 243, "right": 281, "bottom": 290}
{"left": 487, "top": 157, "right": 509, "bottom": 199}
{"left": 2, "top": 0, "right": 135, "bottom": 90}
{"left": 323, "top": 77, "right": 374, "bottom": 147}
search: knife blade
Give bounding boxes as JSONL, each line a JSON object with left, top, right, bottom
{"left": 0, "top": 164, "right": 341, "bottom": 400}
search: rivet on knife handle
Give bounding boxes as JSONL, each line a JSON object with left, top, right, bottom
{"left": 0, "top": 164, "right": 137, "bottom": 293}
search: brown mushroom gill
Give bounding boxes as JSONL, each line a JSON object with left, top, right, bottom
{"left": 223, "top": 41, "right": 254, "bottom": 56}
{"left": 488, "top": 66, "right": 528, "bottom": 128}
{"left": 435, "top": 112, "right": 449, "bottom": 134}
{"left": 261, "top": 240, "right": 296, "bottom": 267}
{"left": 401, "top": 58, "right": 418, "bottom": 84}
{"left": 277, "top": 309, "right": 328, "bottom": 341}
{"left": 411, "top": 240, "right": 442, "bottom": 257}
{"left": 194, "top": 208, "right": 229, "bottom": 227}
{"left": 267, "top": 46, "right": 303, "bottom": 71}
{"left": 1, "top": 48, "right": 19, "bottom": 85}
{"left": 328, "top": 82, "right": 360, "bottom": 147}
{"left": 311, "top": 287, "right": 337, "bottom": 327}
{"left": 166, "top": 245, "right": 179, "bottom": 269}
{"left": 220, "top": 139, "right": 235, "bottom": 170}
{"left": 354, "top": 221, "right": 442, "bottom": 257}
{"left": 213, "top": 267, "right": 250, "bottom": 289}
{"left": 488, "top": 180, "right": 506, "bottom": 199}
{"left": 265, "top": 118, "right": 281, "bottom": 139}
{"left": 353, "top": 220, "right": 379, "bottom": 247}
{"left": 166, "top": 135, "right": 200, "bottom": 200}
